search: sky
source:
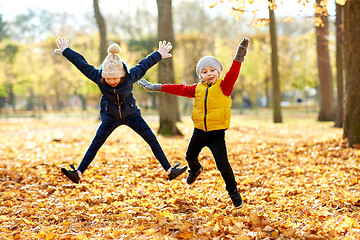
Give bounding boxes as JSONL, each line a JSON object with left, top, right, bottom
{"left": 1, "top": 0, "right": 124, "bottom": 21}
{"left": 0, "top": 0, "right": 324, "bottom": 23}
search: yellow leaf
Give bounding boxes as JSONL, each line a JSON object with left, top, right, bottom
{"left": 284, "top": 16, "right": 294, "bottom": 23}
{"left": 320, "top": 0, "right": 328, "bottom": 7}
{"left": 177, "top": 230, "right": 194, "bottom": 239}
{"left": 236, "top": 235, "right": 250, "bottom": 240}
{"left": 353, "top": 144, "right": 360, "bottom": 149}
{"left": 209, "top": 1, "right": 219, "bottom": 8}
{"left": 145, "top": 228, "right": 156, "bottom": 236}
{"left": 335, "top": 0, "right": 347, "bottom": 4}
{"left": 229, "top": 224, "right": 242, "bottom": 234}
{"left": 76, "top": 234, "right": 88, "bottom": 240}
{"left": 214, "top": 222, "right": 222, "bottom": 232}
{"left": 22, "top": 218, "right": 35, "bottom": 225}
{"left": 45, "top": 233, "right": 57, "bottom": 240}
{"left": 250, "top": 212, "right": 261, "bottom": 226}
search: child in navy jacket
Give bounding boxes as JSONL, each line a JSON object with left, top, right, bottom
{"left": 54, "top": 37, "right": 187, "bottom": 183}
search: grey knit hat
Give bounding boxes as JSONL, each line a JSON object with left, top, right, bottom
{"left": 196, "top": 56, "right": 223, "bottom": 79}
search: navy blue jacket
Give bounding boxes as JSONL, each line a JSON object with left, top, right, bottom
{"left": 62, "top": 48, "right": 162, "bottom": 119}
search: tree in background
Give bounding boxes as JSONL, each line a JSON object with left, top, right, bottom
{"left": 268, "top": 0, "right": 282, "bottom": 123}
{"left": 335, "top": 2, "right": 344, "bottom": 128}
{"left": 343, "top": 0, "right": 360, "bottom": 147}
{"left": 315, "top": 0, "right": 334, "bottom": 121}
{"left": 93, "top": 0, "right": 107, "bottom": 64}
{"left": 0, "top": 41, "right": 18, "bottom": 114}
{"left": 0, "top": 12, "right": 8, "bottom": 41}
{"left": 8, "top": 9, "right": 56, "bottom": 42}
{"left": 156, "top": 0, "right": 182, "bottom": 136}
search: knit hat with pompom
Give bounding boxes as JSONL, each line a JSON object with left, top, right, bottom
{"left": 101, "top": 43, "right": 126, "bottom": 78}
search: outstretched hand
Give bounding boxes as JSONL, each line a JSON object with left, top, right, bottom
{"left": 234, "top": 37, "right": 250, "bottom": 62}
{"left": 54, "top": 37, "right": 69, "bottom": 54}
{"left": 157, "top": 41, "right": 173, "bottom": 59}
{"left": 137, "top": 79, "right": 162, "bottom": 92}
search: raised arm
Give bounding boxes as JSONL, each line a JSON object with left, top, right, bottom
{"left": 221, "top": 37, "right": 250, "bottom": 96}
{"left": 54, "top": 37, "right": 101, "bottom": 83}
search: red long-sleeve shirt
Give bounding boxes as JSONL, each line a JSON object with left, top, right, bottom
{"left": 161, "top": 60, "right": 242, "bottom": 97}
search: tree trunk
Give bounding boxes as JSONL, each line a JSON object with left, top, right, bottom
{"left": 264, "top": 77, "right": 270, "bottom": 108}
{"left": 335, "top": 3, "right": 344, "bottom": 128}
{"left": 93, "top": 0, "right": 107, "bottom": 64}
{"left": 156, "top": 0, "right": 182, "bottom": 136}
{"left": 315, "top": 0, "right": 334, "bottom": 121}
{"left": 343, "top": 0, "right": 360, "bottom": 147}
{"left": 7, "top": 83, "right": 15, "bottom": 111}
{"left": 268, "top": 1, "right": 282, "bottom": 123}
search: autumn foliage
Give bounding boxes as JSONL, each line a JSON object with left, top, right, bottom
{"left": 0, "top": 115, "right": 359, "bottom": 239}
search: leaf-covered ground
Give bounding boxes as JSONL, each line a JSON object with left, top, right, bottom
{"left": 0, "top": 114, "right": 359, "bottom": 239}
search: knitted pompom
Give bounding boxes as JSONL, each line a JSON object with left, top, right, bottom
{"left": 108, "top": 43, "right": 121, "bottom": 55}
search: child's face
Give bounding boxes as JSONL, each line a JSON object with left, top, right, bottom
{"left": 105, "top": 77, "right": 121, "bottom": 87}
{"left": 200, "top": 66, "right": 220, "bottom": 83}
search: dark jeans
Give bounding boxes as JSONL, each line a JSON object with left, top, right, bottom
{"left": 185, "top": 128, "right": 238, "bottom": 192}
{"left": 78, "top": 113, "right": 171, "bottom": 173}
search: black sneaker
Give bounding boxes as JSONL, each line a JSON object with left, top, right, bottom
{"left": 168, "top": 163, "right": 188, "bottom": 181}
{"left": 186, "top": 165, "right": 204, "bottom": 185}
{"left": 61, "top": 164, "right": 80, "bottom": 184}
{"left": 229, "top": 189, "right": 244, "bottom": 208}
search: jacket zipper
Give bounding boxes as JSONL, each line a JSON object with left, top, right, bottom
{"left": 115, "top": 89, "right": 122, "bottom": 119}
{"left": 204, "top": 87, "right": 209, "bottom": 132}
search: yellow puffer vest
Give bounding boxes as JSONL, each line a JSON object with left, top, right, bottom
{"left": 191, "top": 79, "right": 232, "bottom": 131}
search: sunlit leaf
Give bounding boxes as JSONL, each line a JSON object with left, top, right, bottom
{"left": 335, "top": 0, "right": 347, "bottom": 5}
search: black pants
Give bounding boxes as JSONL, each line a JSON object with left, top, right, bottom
{"left": 78, "top": 113, "right": 171, "bottom": 173}
{"left": 185, "top": 128, "right": 238, "bottom": 192}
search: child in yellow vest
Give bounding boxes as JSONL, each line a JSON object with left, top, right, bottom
{"left": 138, "top": 38, "right": 249, "bottom": 208}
